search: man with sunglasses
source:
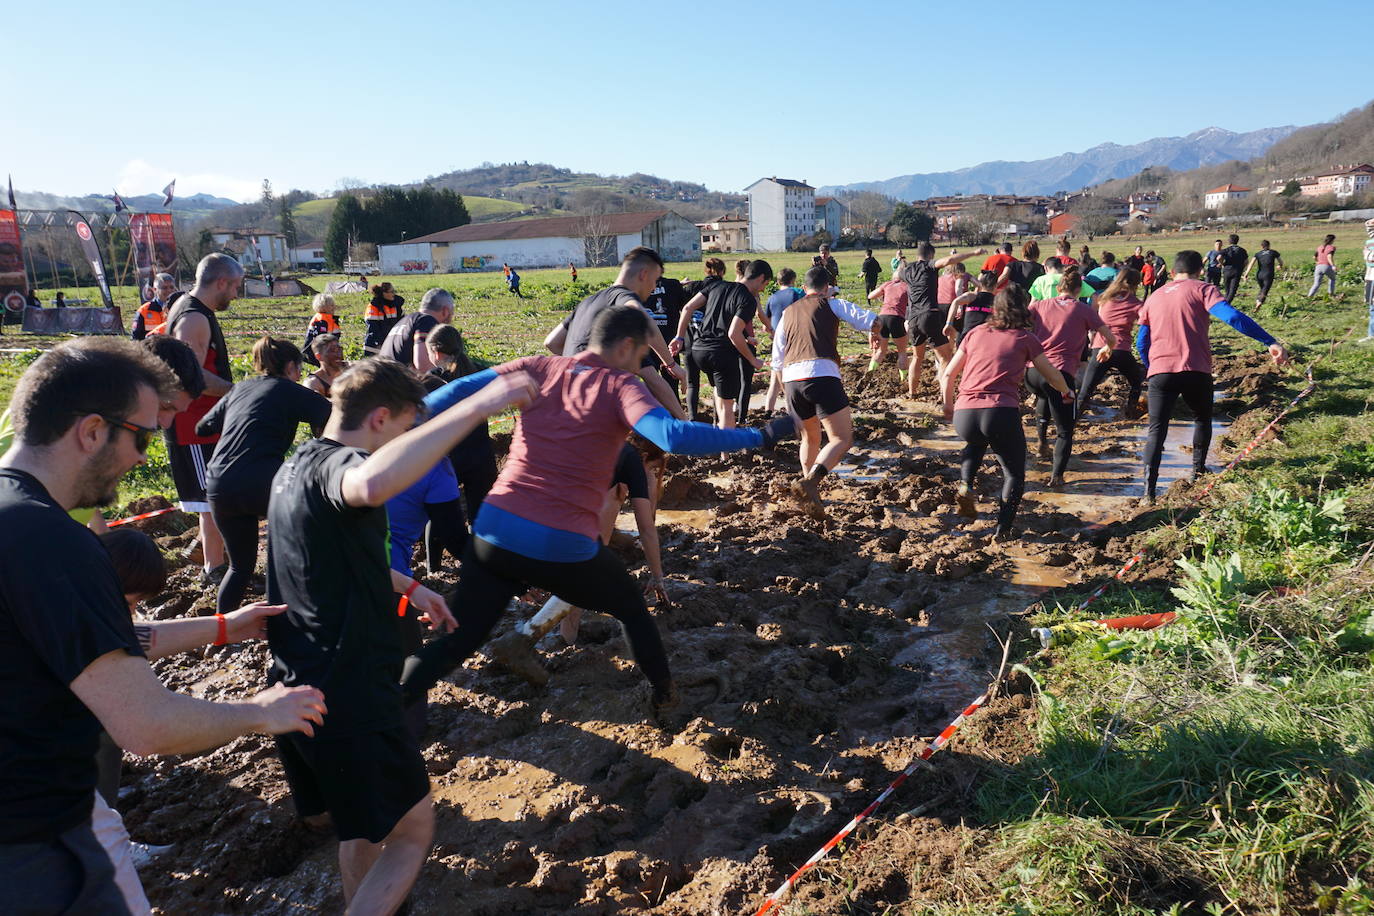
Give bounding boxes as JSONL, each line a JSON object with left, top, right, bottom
{"left": 0, "top": 337, "right": 328, "bottom": 914}
{"left": 165, "top": 253, "right": 242, "bottom": 586}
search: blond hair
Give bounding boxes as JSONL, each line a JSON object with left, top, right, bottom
{"left": 311, "top": 293, "right": 336, "bottom": 314}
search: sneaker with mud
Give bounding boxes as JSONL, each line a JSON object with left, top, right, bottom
{"left": 954, "top": 483, "right": 977, "bottom": 519}
{"left": 1037, "top": 439, "right": 1053, "bottom": 461}
{"left": 489, "top": 631, "right": 550, "bottom": 686}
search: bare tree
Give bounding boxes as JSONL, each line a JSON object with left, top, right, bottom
{"left": 577, "top": 212, "right": 615, "bottom": 266}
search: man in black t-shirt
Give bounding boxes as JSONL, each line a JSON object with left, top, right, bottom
{"left": 1219, "top": 234, "right": 1248, "bottom": 302}
{"left": 642, "top": 276, "right": 687, "bottom": 389}
{"left": 543, "top": 246, "right": 686, "bottom": 416}
{"left": 266, "top": 357, "right": 534, "bottom": 914}
{"left": 671, "top": 259, "right": 773, "bottom": 429}
{"left": 379, "top": 287, "right": 454, "bottom": 373}
{"left": 1245, "top": 241, "right": 1284, "bottom": 307}
{"left": 861, "top": 249, "right": 882, "bottom": 295}
{"left": 897, "top": 242, "right": 983, "bottom": 399}
{"left": 0, "top": 338, "right": 324, "bottom": 912}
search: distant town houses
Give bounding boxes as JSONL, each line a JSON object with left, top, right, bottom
{"left": 697, "top": 212, "right": 749, "bottom": 252}
{"left": 1256, "top": 164, "right": 1374, "bottom": 200}
{"left": 1203, "top": 184, "right": 1253, "bottom": 210}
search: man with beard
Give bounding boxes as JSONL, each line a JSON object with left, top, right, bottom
{"left": 165, "top": 253, "right": 242, "bottom": 584}
{"left": 0, "top": 338, "right": 326, "bottom": 914}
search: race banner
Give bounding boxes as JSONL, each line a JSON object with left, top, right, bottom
{"left": 130, "top": 212, "right": 176, "bottom": 283}
{"left": 67, "top": 211, "right": 114, "bottom": 309}
{"left": 23, "top": 306, "right": 124, "bottom": 335}
{"left": 0, "top": 209, "right": 29, "bottom": 315}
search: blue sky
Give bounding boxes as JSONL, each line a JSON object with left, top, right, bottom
{"left": 5, "top": 0, "right": 1369, "bottom": 202}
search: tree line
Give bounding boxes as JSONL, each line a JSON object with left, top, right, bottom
{"left": 324, "top": 188, "right": 471, "bottom": 267}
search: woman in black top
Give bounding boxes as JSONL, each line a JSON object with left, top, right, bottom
{"left": 420, "top": 325, "right": 498, "bottom": 561}
{"left": 945, "top": 270, "right": 998, "bottom": 345}
{"left": 197, "top": 337, "right": 332, "bottom": 614}
{"left": 363, "top": 282, "right": 404, "bottom": 355}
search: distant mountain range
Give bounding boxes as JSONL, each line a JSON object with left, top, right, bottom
{"left": 821, "top": 126, "right": 1300, "bottom": 199}
{"left": 7, "top": 190, "right": 242, "bottom": 215}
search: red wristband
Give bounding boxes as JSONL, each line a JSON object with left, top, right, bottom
{"left": 399, "top": 579, "right": 420, "bottom": 617}
{"left": 213, "top": 613, "right": 227, "bottom": 646}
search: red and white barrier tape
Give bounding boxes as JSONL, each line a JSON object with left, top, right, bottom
{"left": 753, "top": 335, "right": 1347, "bottom": 913}
{"left": 107, "top": 506, "right": 179, "bottom": 528}
{"left": 753, "top": 690, "right": 992, "bottom": 916}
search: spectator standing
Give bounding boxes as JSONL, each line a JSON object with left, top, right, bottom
{"left": 131, "top": 273, "right": 176, "bottom": 340}
{"left": 1362, "top": 219, "right": 1374, "bottom": 343}
{"left": 364, "top": 282, "right": 404, "bottom": 356}
{"left": 818, "top": 245, "right": 839, "bottom": 288}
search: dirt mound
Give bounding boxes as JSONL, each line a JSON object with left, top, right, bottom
{"left": 117, "top": 353, "right": 1289, "bottom": 914}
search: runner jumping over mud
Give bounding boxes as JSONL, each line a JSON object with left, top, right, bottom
{"left": 1137, "top": 249, "right": 1289, "bottom": 504}
{"left": 400, "top": 306, "right": 793, "bottom": 717}
{"left": 941, "top": 286, "right": 1072, "bottom": 539}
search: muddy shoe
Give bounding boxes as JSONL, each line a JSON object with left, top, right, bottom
{"left": 954, "top": 483, "right": 978, "bottom": 519}
{"left": 1123, "top": 395, "right": 1144, "bottom": 421}
{"left": 1037, "top": 440, "right": 1053, "bottom": 461}
{"left": 791, "top": 472, "right": 826, "bottom": 518}
{"left": 651, "top": 682, "right": 688, "bottom": 729}
{"left": 1047, "top": 473, "right": 1066, "bottom": 489}
{"left": 992, "top": 526, "right": 1018, "bottom": 543}
{"left": 201, "top": 563, "right": 228, "bottom": 588}
{"left": 489, "top": 631, "right": 550, "bottom": 686}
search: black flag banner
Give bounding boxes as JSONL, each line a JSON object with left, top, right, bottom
{"left": 67, "top": 211, "right": 114, "bottom": 309}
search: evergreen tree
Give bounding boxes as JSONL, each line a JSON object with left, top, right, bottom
{"left": 324, "top": 194, "right": 364, "bottom": 267}
{"left": 279, "top": 197, "right": 298, "bottom": 249}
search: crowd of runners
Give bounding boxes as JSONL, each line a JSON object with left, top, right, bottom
{"left": 9, "top": 220, "right": 1356, "bottom": 913}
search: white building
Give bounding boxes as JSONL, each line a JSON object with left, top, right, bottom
{"left": 1203, "top": 184, "right": 1252, "bottom": 210}
{"left": 376, "top": 210, "right": 700, "bottom": 274}
{"left": 745, "top": 177, "right": 814, "bottom": 251}
{"left": 814, "top": 196, "right": 845, "bottom": 241}
{"left": 290, "top": 240, "right": 326, "bottom": 269}
{"left": 209, "top": 229, "right": 289, "bottom": 268}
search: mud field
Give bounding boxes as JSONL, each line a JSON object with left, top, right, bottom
{"left": 115, "top": 344, "right": 1282, "bottom": 914}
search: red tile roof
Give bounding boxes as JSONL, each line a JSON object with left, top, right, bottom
{"left": 1205, "top": 184, "right": 1251, "bottom": 194}
{"left": 401, "top": 210, "right": 672, "bottom": 245}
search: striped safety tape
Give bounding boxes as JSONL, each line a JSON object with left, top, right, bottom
{"left": 107, "top": 506, "right": 179, "bottom": 528}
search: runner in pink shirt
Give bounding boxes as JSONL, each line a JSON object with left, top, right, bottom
{"left": 1308, "top": 233, "right": 1338, "bottom": 298}
{"left": 401, "top": 304, "right": 794, "bottom": 717}
{"left": 1027, "top": 266, "right": 1116, "bottom": 487}
{"left": 1137, "top": 250, "right": 1288, "bottom": 503}
{"left": 1075, "top": 268, "right": 1145, "bottom": 420}
{"left": 941, "top": 285, "right": 1072, "bottom": 539}
{"left": 865, "top": 270, "right": 910, "bottom": 379}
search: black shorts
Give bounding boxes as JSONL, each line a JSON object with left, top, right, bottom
{"left": 276, "top": 725, "right": 429, "bottom": 843}
{"left": 876, "top": 314, "right": 907, "bottom": 339}
{"left": 167, "top": 439, "right": 215, "bottom": 512}
{"left": 905, "top": 309, "right": 948, "bottom": 347}
{"left": 785, "top": 376, "right": 850, "bottom": 420}
{"left": 692, "top": 347, "right": 746, "bottom": 400}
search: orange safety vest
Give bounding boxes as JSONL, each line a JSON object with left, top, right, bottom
{"left": 365, "top": 299, "right": 401, "bottom": 321}
{"left": 138, "top": 301, "right": 168, "bottom": 336}
{"left": 309, "top": 313, "right": 341, "bottom": 335}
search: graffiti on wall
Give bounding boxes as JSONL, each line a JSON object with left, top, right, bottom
{"left": 400, "top": 260, "right": 430, "bottom": 272}
{"left": 460, "top": 255, "right": 499, "bottom": 270}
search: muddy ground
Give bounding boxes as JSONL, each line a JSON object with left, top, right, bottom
{"left": 115, "top": 343, "right": 1283, "bottom": 914}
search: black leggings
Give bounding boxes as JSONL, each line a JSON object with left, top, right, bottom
{"left": 954, "top": 407, "right": 1026, "bottom": 533}
{"left": 423, "top": 499, "right": 469, "bottom": 571}
{"left": 453, "top": 458, "right": 498, "bottom": 523}
{"left": 1076, "top": 349, "right": 1144, "bottom": 418}
{"left": 1027, "top": 367, "right": 1077, "bottom": 477}
{"left": 1257, "top": 273, "right": 1275, "bottom": 304}
{"left": 210, "top": 485, "right": 270, "bottom": 614}
{"left": 1143, "top": 371, "right": 1213, "bottom": 498}
{"left": 735, "top": 343, "right": 756, "bottom": 423}
{"left": 684, "top": 349, "right": 703, "bottom": 421}
{"left": 400, "top": 537, "right": 671, "bottom": 704}
{"left": 1222, "top": 272, "right": 1241, "bottom": 303}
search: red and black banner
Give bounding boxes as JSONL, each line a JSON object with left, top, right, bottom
{"left": 0, "top": 209, "right": 29, "bottom": 314}
{"left": 130, "top": 212, "right": 176, "bottom": 284}
{"left": 67, "top": 211, "right": 114, "bottom": 309}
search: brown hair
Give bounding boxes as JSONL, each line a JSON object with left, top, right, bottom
{"left": 330, "top": 358, "right": 427, "bottom": 431}
{"left": 703, "top": 257, "right": 726, "bottom": 277}
{"left": 251, "top": 335, "right": 302, "bottom": 377}
{"left": 100, "top": 529, "right": 167, "bottom": 600}
{"left": 370, "top": 281, "right": 394, "bottom": 297}
{"left": 1100, "top": 267, "right": 1141, "bottom": 302}
{"left": 735, "top": 258, "right": 750, "bottom": 279}
{"left": 426, "top": 324, "right": 477, "bottom": 377}
{"left": 1059, "top": 265, "right": 1083, "bottom": 297}
{"left": 1021, "top": 240, "right": 1040, "bottom": 261}
{"left": 987, "top": 285, "right": 1034, "bottom": 331}
{"left": 10, "top": 338, "right": 178, "bottom": 447}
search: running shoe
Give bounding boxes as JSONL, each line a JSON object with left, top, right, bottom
{"left": 202, "top": 563, "right": 228, "bottom": 587}
{"left": 954, "top": 483, "right": 977, "bottom": 519}
{"left": 791, "top": 475, "right": 825, "bottom": 516}
{"left": 1037, "top": 440, "right": 1053, "bottom": 461}
{"left": 489, "top": 631, "right": 550, "bottom": 686}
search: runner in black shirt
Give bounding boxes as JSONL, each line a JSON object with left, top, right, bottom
{"left": 861, "top": 249, "right": 882, "bottom": 295}
{"left": 379, "top": 288, "right": 453, "bottom": 372}
{"left": 672, "top": 260, "right": 772, "bottom": 429}
{"left": 1003, "top": 240, "right": 1045, "bottom": 292}
{"left": 266, "top": 357, "right": 533, "bottom": 914}
{"left": 543, "top": 246, "right": 686, "bottom": 416}
{"left": 1245, "top": 240, "right": 1284, "bottom": 307}
{"left": 642, "top": 275, "right": 687, "bottom": 390}
{"left": 197, "top": 337, "right": 332, "bottom": 614}
{"left": 897, "top": 242, "right": 983, "bottom": 399}
{"left": 680, "top": 260, "right": 726, "bottom": 419}
{"left": 0, "top": 339, "right": 323, "bottom": 912}
{"left": 1219, "top": 234, "right": 1248, "bottom": 302}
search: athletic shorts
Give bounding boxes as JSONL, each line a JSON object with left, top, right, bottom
{"left": 276, "top": 725, "right": 429, "bottom": 843}
{"left": 692, "top": 347, "right": 745, "bottom": 400}
{"left": 905, "top": 310, "right": 948, "bottom": 347}
{"left": 168, "top": 440, "right": 215, "bottom": 513}
{"left": 785, "top": 376, "right": 850, "bottom": 420}
{"left": 0, "top": 820, "right": 130, "bottom": 916}
{"left": 876, "top": 314, "right": 907, "bottom": 339}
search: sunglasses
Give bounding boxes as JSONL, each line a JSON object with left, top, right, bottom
{"left": 100, "top": 415, "right": 158, "bottom": 454}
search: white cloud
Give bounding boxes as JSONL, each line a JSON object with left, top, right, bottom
{"left": 115, "top": 159, "right": 261, "bottom": 203}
